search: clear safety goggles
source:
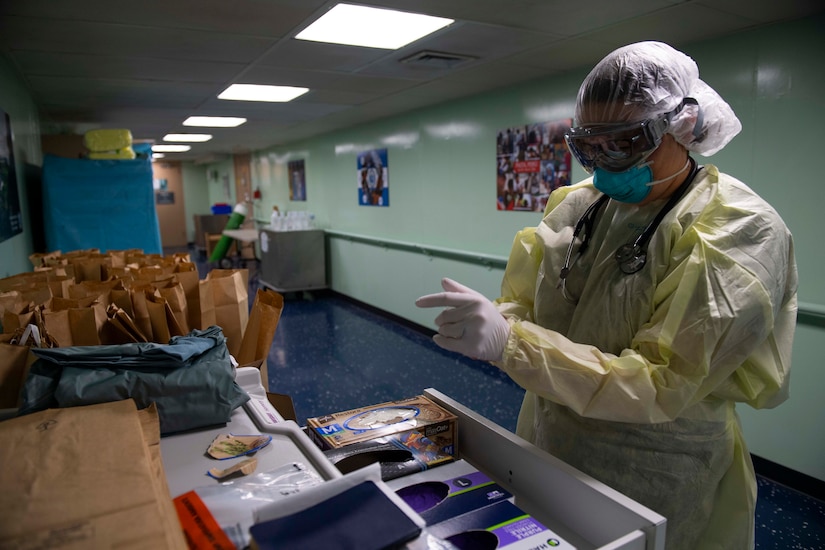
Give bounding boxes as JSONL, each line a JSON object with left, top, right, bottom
{"left": 564, "top": 112, "right": 672, "bottom": 174}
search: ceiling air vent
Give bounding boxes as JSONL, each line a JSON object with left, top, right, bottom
{"left": 400, "top": 50, "right": 476, "bottom": 70}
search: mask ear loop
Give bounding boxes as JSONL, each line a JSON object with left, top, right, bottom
{"left": 615, "top": 157, "right": 700, "bottom": 274}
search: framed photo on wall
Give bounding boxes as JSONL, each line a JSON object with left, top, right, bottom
{"left": 496, "top": 119, "right": 572, "bottom": 213}
{"left": 288, "top": 159, "right": 306, "bottom": 201}
{"left": 357, "top": 148, "right": 389, "bottom": 207}
{"left": 0, "top": 108, "right": 23, "bottom": 244}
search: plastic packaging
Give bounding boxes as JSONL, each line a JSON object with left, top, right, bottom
{"left": 181, "top": 462, "right": 324, "bottom": 549}
{"left": 42, "top": 154, "right": 162, "bottom": 254}
{"left": 87, "top": 147, "right": 136, "bottom": 160}
{"left": 83, "top": 129, "right": 133, "bottom": 152}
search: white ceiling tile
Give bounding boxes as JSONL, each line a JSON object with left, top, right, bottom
{"left": 12, "top": 51, "right": 244, "bottom": 83}
{"left": 1, "top": 16, "right": 276, "bottom": 63}
{"left": 0, "top": 0, "right": 327, "bottom": 37}
{"left": 255, "top": 39, "right": 391, "bottom": 72}
{"left": 233, "top": 66, "right": 341, "bottom": 88}
{"left": 1, "top": 0, "right": 816, "bottom": 161}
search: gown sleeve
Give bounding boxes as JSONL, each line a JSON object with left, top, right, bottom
{"left": 494, "top": 169, "right": 797, "bottom": 423}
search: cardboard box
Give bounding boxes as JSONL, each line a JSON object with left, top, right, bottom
{"left": 427, "top": 500, "right": 576, "bottom": 549}
{"left": 324, "top": 430, "right": 455, "bottom": 481}
{"left": 307, "top": 395, "right": 457, "bottom": 458}
{"left": 394, "top": 466, "right": 512, "bottom": 525}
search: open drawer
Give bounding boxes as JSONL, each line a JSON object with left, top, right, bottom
{"left": 423, "top": 388, "right": 666, "bottom": 550}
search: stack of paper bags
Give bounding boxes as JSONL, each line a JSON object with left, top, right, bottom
{"left": 0, "top": 399, "right": 186, "bottom": 548}
{"left": 0, "top": 249, "right": 285, "bottom": 421}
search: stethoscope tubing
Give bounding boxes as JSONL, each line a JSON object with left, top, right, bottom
{"left": 557, "top": 158, "right": 700, "bottom": 304}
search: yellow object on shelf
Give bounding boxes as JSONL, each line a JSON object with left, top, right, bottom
{"left": 88, "top": 146, "right": 136, "bottom": 160}
{"left": 84, "top": 128, "right": 133, "bottom": 152}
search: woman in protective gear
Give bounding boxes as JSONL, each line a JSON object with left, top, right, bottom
{"left": 416, "top": 41, "right": 797, "bottom": 549}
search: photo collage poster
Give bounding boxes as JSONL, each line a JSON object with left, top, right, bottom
{"left": 0, "top": 108, "right": 23, "bottom": 244}
{"left": 357, "top": 148, "right": 389, "bottom": 207}
{"left": 496, "top": 119, "right": 572, "bottom": 213}
{"left": 288, "top": 159, "right": 306, "bottom": 201}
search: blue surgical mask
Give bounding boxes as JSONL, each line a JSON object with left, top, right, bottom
{"left": 593, "top": 164, "right": 653, "bottom": 203}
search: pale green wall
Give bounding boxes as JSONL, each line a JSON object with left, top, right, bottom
{"left": 205, "top": 159, "right": 236, "bottom": 208}
{"left": 181, "top": 162, "right": 212, "bottom": 243}
{"left": 0, "top": 54, "right": 41, "bottom": 277}
{"left": 250, "top": 15, "right": 825, "bottom": 481}
{"left": 180, "top": 159, "right": 237, "bottom": 243}
{"left": 685, "top": 16, "right": 825, "bottom": 484}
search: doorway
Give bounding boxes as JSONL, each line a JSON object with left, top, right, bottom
{"left": 152, "top": 161, "right": 187, "bottom": 248}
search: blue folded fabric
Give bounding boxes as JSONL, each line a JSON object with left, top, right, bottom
{"left": 30, "top": 326, "right": 223, "bottom": 370}
{"left": 249, "top": 481, "right": 421, "bottom": 550}
{"left": 17, "top": 326, "right": 249, "bottom": 434}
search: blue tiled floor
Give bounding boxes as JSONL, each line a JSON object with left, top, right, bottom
{"left": 266, "top": 290, "right": 825, "bottom": 550}
{"left": 266, "top": 291, "right": 525, "bottom": 430}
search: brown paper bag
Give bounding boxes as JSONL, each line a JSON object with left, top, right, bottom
{"left": 0, "top": 290, "right": 21, "bottom": 323}
{"left": 197, "top": 279, "right": 216, "bottom": 330}
{"left": 129, "top": 284, "right": 155, "bottom": 341}
{"left": 145, "top": 294, "right": 171, "bottom": 344}
{"left": 28, "top": 250, "right": 62, "bottom": 269}
{"left": 0, "top": 400, "right": 187, "bottom": 549}
{"left": 154, "top": 279, "right": 189, "bottom": 335}
{"left": 3, "top": 301, "right": 36, "bottom": 334}
{"left": 0, "top": 271, "right": 49, "bottom": 293}
{"left": 206, "top": 269, "right": 248, "bottom": 358}
{"left": 70, "top": 253, "right": 109, "bottom": 282}
{"left": 111, "top": 283, "right": 135, "bottom": 318}
{"left": 46, "top": 276, "right": 75, "bottom": 299}
{"left": 44, "top": 295, "right": 106, "bottom": 346}
{"left": 68, "top": 278, "right": 119, "bottom": 305}
{"left": 43, "top": 307, "right": 100, "bottom": 346}
{"left": 172, "top": 264, "right": 201, "bottom": 332}
{"left": 237, "top": 289, "right": 284, "bottom": 386}
{"left": 102, "top": 304, "right": 149, "bottom": 344}
{"left": 0, "top": 342, "right": 32, "bottom": 408}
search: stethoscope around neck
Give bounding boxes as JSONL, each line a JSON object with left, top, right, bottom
{"left": 557, "top": 157, "right": 700, "bottom": 304}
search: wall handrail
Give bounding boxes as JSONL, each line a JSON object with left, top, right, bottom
{"left": 798, "top": 301, "right": 825, "bottom": 329}
{"left": 326, "top": 230, "right": 825, "bottom": 328}
{"left": 325, "top": 229, "right": 509, "bottom": 269}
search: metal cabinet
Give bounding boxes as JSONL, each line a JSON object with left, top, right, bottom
{"left": 258, "top": 228, "right": 327, "bottom": 292}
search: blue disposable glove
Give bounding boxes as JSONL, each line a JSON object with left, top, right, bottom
{"left": 415, "top": 278, "right": 510, "bottom": 361}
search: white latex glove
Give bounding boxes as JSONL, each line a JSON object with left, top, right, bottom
{"left": 415, "top": 278, "right": 510, "bottom": 361}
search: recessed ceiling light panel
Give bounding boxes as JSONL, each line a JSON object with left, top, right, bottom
{"left": 183, "top": 116, "right": 247, "bottom": 127}
{"left": 152, "top": 145, "right": 191, "bottom": 153}
{"left": 218, "top": 84, "right": 309, "bottom": 102}
{"left": 296, "top": 3, "right": 453, "bottom": 50}
{"left": 163, "top": 133, "right": 213, "bottom": 142}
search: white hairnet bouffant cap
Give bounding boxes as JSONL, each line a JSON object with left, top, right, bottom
{"left": 574, "top": 41, "right": 742, "bottom": 156}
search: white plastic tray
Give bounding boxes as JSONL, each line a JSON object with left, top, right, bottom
{"left": 160, "top": 367, "right": 341, "bottom": 498}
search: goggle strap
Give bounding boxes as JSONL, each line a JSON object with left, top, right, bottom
{"left": 679, "top": 97, "right": 705, "bottom": 141}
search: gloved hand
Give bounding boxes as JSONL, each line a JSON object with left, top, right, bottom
{"left": 415, "top": 278, "right": 510, "bottom": 361}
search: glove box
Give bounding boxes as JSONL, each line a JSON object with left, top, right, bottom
{"left": 422, "top": 388, "right": 666, "bottom": 550}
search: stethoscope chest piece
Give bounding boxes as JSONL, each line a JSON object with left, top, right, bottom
{"left": 615, "top": 243, "right": 647, "bottom": 274}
